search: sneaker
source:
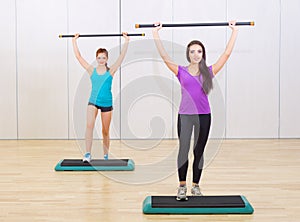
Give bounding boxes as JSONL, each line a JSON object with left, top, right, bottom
{"left": 191, "top": 184, "right": 202, "bottom": 196}
{"left": 83, "top": 152, "right": 91, "bottom": 163}
{"left": 176, "top": 185, "right": 188, "bottom": 201}
{"left": 103, "top": 154, "right": 108, "bottom": 160}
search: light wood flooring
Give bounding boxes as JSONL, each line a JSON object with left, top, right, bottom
{"left": 0, "top": 139, "right": 299, "bottom": 221}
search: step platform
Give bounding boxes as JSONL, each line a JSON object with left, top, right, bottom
{"left": 55, "top": 159, "right": 135, "bottom": 171}
{"left": 143, "top": 195, "right": 254, "bottom": 214}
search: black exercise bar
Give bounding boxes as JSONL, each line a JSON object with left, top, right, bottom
{"left": 135, "top": 21, "right": 255, "bottom": 28}
{"left": 59, "top": 33, "right": 145, "bottom": 38}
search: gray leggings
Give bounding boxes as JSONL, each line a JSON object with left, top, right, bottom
{"left": 177, "top": 114, "right": 211, "bottom": 184}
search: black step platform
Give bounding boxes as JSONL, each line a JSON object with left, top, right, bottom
{"left": 55, "top": 159, "right": 135, "bottom": 171}
{"left": 143, "top": 195, "right": 254, "bottom": 214}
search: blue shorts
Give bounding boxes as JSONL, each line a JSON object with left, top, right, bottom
{"left": 88, "top": 102, "right": 113, "bottom": 112}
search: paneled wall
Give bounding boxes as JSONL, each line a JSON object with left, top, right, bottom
{"left": 0, "top": 1, "right": 17, "bottom": 139}
{"left": 0, "top": 0, "right": 299, "bottom": 139}
{"left": 280, "top": 0, "right": 300, "bottom": 138}
{"left": 226, "top": 0, "right": 280, "bottom": 138}
{"left": 16, "top": 0, "right": 68, "bottom": 139}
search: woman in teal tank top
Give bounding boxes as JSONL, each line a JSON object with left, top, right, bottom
{"left": 72, "top": 33, "right": 130, "bottom": 162}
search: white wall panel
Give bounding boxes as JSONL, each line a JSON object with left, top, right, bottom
{"left": 226, "top": 0, "right": 280, "bottom": 138}
{"left": 68, "top": 0, "right": 120, "bottom": 140}
{"left": 121, "top": 0, "right": 173, "bottom": 139}
{"left": 0, "top": 0, "right": 17, "bottom": 139}
{"left": 17, "top": 0, "right": 68, "bottom": 139}
{"left": 280, "top": 0, "right": 300, "bottom": 138}
{"left": 0, "top": 0, "right": 298, "bottom": 140}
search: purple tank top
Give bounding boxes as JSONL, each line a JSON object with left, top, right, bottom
{"left": 177, "top": 65, "right": 214, "bottom": 114}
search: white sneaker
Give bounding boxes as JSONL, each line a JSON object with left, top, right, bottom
{"left": 83, "top": 152, "right": 91, "bottom": 163}
{"left": 191, "top": 184, "right": 202, "bottom": 196}
{"left": 176, "top": 185, "right": 188, "bottom": 201}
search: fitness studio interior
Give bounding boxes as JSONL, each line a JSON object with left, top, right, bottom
{"left": 1, "top": 0, "right": 299, "bottom": 221}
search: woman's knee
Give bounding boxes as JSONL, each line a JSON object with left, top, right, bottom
{"left": 86, "top": 121, "right": 95, "bottom": 130}
{"left": 102, "top": 128, "right": 110, "bottom": 137}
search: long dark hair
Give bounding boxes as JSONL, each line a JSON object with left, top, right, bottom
{"left": 96, "top": 48, "right": 110, "bottom": 71}
{"left": 186, "top": 40, "right": 213, "bottom": 94}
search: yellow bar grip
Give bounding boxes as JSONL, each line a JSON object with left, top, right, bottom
{"left": 135, "top": 24, "right": 140, "bottom": 28}
{"left": 250, "top": 21, "right": 255, "bottom": 26}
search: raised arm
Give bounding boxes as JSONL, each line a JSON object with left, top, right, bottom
{"left": 212, "top": 21, "right": 238, "bottom": 75}
{"left": 152, "top": 23, "right": 178, "bottom": 75}
{"left": 72, "top": 34, "right": 93, "bottom": 75}
{"left": 110, "top": 32, "right": 130, "bottom": 76}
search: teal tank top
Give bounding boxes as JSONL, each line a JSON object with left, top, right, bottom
{"left": 89, "top": 68, "right": 113, "bottom": 107}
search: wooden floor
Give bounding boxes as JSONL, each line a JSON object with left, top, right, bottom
{"left": 0, "top": 139, "right": 299, "bottom": 222}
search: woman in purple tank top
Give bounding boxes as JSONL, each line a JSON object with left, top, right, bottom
{"left": 152, "top": 21, "right": 238, "bottom": 200}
